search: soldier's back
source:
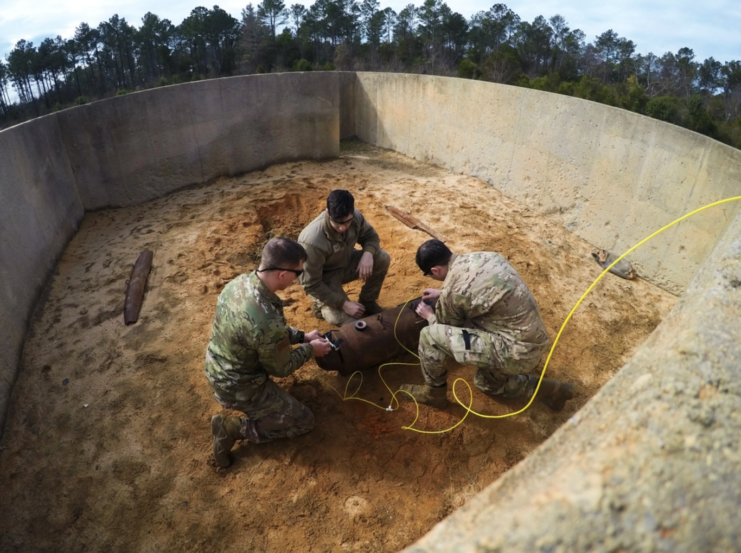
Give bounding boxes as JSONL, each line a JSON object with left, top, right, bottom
{"left": 449, "top": 252, "right": 548, "bottom": 348}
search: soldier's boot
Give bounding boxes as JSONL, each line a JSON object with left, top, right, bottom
{"left": 398, "top": 383, "right": 448, "bottom": 409}
{"left": 360, "top": 301, "right": 384, "bottom": 316}
{"left": 211, "top": 415, "right": 244, "bottom": 468}
{"left": 311, "top": 302, "right": 325, "bottom": 321}
{"left": 533, "top": 378, "right": 575, "bottom": 411}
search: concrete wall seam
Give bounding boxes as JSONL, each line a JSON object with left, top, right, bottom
{"left": 0, "top": 72, "right": 343, "bottom": 437}
{"left": 354, "top": 72, "right": 741, "bottom": 295}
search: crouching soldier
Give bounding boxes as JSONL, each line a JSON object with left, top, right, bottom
{"left": 400, "top": 240, "right": 574, "bottom": 411}
{"left": 205, "top": 237, "right": 332, "bottom": 468}
{"left": 298, "top": 189, "right": 390, "bottom": 325}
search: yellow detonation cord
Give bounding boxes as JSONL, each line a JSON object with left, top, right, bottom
{"left": 326, "top": 196, "right": 741, "bottom": 434}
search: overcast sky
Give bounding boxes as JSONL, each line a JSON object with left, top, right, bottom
{"left": 1, "top": 0, "right": 740, "bottom": 64}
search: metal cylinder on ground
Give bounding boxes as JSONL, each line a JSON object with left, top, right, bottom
{"left": 316, "top": 297, "right": 429, "bottom": 375}
{"left": 124, "top": 250, "right": 154, "bottom": 325}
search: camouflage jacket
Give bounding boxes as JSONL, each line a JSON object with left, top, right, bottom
{"left": 204, "top": 271, "right": 313, "bottom": 402}
{"left": 298, "top": 209, "right": 381, "bottom": 308}
{"left": 431, "top": 253, "right": 550, "bottom": 360}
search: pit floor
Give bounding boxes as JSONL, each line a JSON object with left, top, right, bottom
{"left": 0, "top": 141, "right": 676, "bottom": 552}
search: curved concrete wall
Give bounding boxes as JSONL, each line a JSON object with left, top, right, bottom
{"left": 2, "top": 72, "right": 741, "bottom": 550}
{"left": 0, "top": 115, "right": 84, "bottom": 435}
{"left": 0, "top": 72, "right": 341, "bottom": 432}
{"left": 59, "top": 72, "right": 340, "bottom": 210}
{"left": 406, "top": 207, "right": 741, "bottom": 553}
{"left": 345, "top": 74, "right": 741, "bottom": 552}
{"left": 352, "top": 73, "right": 741, "bottom": 294}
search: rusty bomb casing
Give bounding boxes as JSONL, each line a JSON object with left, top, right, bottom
{"left": 316, "top": 298, "right": 430, "bottom": 374}
{"left": 124, "top": 249, "right": 153, "bottom": 325}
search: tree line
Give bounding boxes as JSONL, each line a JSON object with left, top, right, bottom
{"left": 1, "top": 2, "right": 740, "bottom": 148}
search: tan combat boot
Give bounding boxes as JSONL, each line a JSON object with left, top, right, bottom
{"left": 311, "top": 302, "right": 324, "bottom": 320}
{"left": 535, "top": 378, "right": 575, "bottom": 411}
{"left": 399, "top": 384, "right": 448, "bottom": 408}
{"left": 211, "top": 415, "right": 244, "bottom": 468}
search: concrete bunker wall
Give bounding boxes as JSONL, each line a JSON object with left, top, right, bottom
{"left": 1, "top": 71, "right": 740, "bottom": 551}
{"left": 347, "top": 74, "right": 741, "bottom": 551}
{"left": 351, "top": 72, "right": 741, "bottom": 295}
{"left": 0, "top": 72, "right": 341, "bottom": 432}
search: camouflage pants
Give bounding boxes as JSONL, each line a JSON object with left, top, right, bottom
{"left": 215, "top": 379, "right": 314, "bottom": 444}
{"left": 418, "top": 324, "right": 542, "bottom": 399}
{"left": 312, "top": 249, "right": 391, "bottom": 325}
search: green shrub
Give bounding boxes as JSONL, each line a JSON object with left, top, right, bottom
{"left": 515, "top": 74, "right": 532, "bottom": 88}
{"left": 533, "top": 75, "right": 561, "bottom": 92}
{"left": 457, "top": 59, "right": 482, "bottom": 80}
{"left": 557, "top": 81, "right": 575, "bottom": 96}
{"left": 620, "top": 75, "right": 648, "bottom": 113}
{"left": 645, "top": 96, "right": 680, "bottom": 124}
{"left": 687, "top": 94, "right": 717, "bottom": 135}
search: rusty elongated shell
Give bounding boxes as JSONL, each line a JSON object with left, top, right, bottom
{"left": 124, "top": 250, "right": 154, "bottom": 325}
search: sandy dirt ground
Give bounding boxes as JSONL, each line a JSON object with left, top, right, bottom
{"left": 0, "top": 141, "right": 676, "bottom": 552}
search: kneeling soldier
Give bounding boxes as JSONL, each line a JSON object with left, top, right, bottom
{"left": 400, "top": 240, "right": 574, "bottom": 410}
{"left": 298, "top": 189, "right": 390, "bottom": 325}
{"left": 205, "top": 237, "right": 332, "bottom": 468}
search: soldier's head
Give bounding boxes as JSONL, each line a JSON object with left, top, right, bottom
{"left": 326, "top": 190, "right": 355, "bottom": 234}
{"left": 257, "top": 237, "right": 308, "bottom": 291}
{"left": 416, "top": 240, "right": 452, "bottom": 281}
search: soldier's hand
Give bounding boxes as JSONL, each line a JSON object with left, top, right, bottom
{"left": 422, "top": 288, "right": 441, "bottom": 301}
{"left": 342, "top": 301, "right": 366, "bottom": 318}
{"left": 357, "top": 251, "right": 374, "bottom": 281}
{"left": 304, "top": 330, "right": 323, "bottom": 342}
{"left": 415, "top": 302, "right": 434, "bottom": 320}
{"left": 310, "top": 338, "right": 332, "bottom": 357}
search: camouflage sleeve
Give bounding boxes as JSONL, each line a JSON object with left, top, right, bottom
{"left": 299, "top": 242, "right": 347, "bottom": 309}
{"left": 257, "top": 332, "right": 314, "bottom": 378}
{"left": 467, "top": 287, "right": 508, "bottom": 319}
{"left": 286, "top": 326, "right": 305, "bottom": 345}
{"left": 356, "top": 210, "right": 380, "bottom": 255}
{"left": 434, "top": 289, "right": 468, "bottom": 327}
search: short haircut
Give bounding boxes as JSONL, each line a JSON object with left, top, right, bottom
{"left": 416, "top": 240, "right": 452, "bottom": 275}
{"left": 260, "top": 237, "right": 307, "bottom": 269}
{"left": 327, "top": 189, "right": 355, "bottom": 221}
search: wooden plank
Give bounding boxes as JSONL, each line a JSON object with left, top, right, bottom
{"left": 385, "top": 205, "right": 417, "bottom": 228}
{"left": 385, "top": 205, "right": 446, "bottom": 242}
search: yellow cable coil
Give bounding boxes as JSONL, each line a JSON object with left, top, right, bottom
{"left": 326, "top": 196, "right": 741, "bottom": 434}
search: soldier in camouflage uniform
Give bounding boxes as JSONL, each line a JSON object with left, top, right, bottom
{"left": 400, "top": 240, "right": 574, "bottom": 411}
{"left": 299, "top": 189, "right": 390, "bottom": 325}
{"left": 205, "top": 237, "right": 332, "bottom": 468}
